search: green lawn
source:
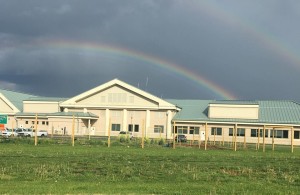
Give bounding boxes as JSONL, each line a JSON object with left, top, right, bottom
{"left": 0, "top": 138, "right": 299, "bottom": 194}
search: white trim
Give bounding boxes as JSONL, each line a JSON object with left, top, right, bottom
{"left": 105, "top": 109, "right": 110, "bottom": 136}
{"left": 146, "top": 110, "right": 150, "bottom": 136}
{"left": 209, "top": 104, "right": 259, "bottom": 108}
{"left": 47, "top": 116, "right": 98, "bottom": 119}
{"left": 60, "top": 79, "right": 179, "bottom": 110}
{"left": 16, "top": 115, "right": 97, "bottom": 120}
{"left": 15, "top": 116, "right": 48, "bottom": 119}
{"left": 59, "top": 104, "right": 179, "bottom": 110}
{"left": 0, "top": 93, "right": 20, "bottom": 113}
{"left": 23, "top": 101, "right": 60, "bottom": 104}
{"left": 123, "top": 109, "right": 127, "bottom": 131}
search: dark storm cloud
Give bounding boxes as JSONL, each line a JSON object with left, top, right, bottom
{"left": 0, "top": 0, "right": 300, "bottom": 101}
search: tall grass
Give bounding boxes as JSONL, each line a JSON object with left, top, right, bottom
{"left": 0, "top": 137, "right": 299, "bottom": 194}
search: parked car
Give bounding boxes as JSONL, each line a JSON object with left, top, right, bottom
{"left": 2, "top": 128, "right": 18, "bottom": 137}
{"left": 16, "top": 128, "right": 30, "bottom": 137}
{"left": 33, "top": 130, "right": 48, "bottom": 137}
{"left": 175, "top": 134, "right": 187, "bottom": 142}
{"left": 119, "top": 131, "right": 134, "bottom": 139}
{"left": 17, "top": 128, "right": 48, "bottom": 137}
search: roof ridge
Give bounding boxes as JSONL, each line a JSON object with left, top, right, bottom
{"left": 0, "top": 87, "right": 38, "bottom": 97}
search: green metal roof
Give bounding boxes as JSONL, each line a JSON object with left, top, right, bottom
{"left": 167, "top": 99, "right": 300, "bottom": 125}
{"left": 0, "top": 89, "right": 38, "bottom": 111}
{"left": 25, "top": 97, "right": 68, "bottom": 102}
{"left": 167, "top": 100, "right": 211, "bottom": 121}
{"left": 49, "top": 112, "right": 99, "bottom": 119}
{"left": 210, "top": 100, "right": 259, "bottom": 105}
{"left": 15, "top": 113, "right": 48, "bottom": 117}
{"left": 15, "top": 112, "right": 98, "bottom": 119}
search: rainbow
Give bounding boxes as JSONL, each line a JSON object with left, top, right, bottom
{"left": 31, "top": 39, "right": 236, "bottom": 100}
{"left": 189, "top": 1, "right": 300, "bottom": 70}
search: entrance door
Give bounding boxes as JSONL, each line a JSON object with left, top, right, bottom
{"left": 200, "top": 131, "right": 205, "bottom": 141}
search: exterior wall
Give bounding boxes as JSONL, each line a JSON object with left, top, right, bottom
{"left": 147, "top": 111, "right": 168, "bottom": 139}
{"left": 126, "top": 110, "right": 146, "bottom": 137}
{"left": 14, "top": 117, "right": 49, "bottom": 130}
{"left": 173, "top": 122, "right": 300, "bottom": 146}
{"left": 48, "top": 118, "right": 82, "bottom": 135}
{"left": 58, "top": 108, "right": 174, "bottom": 138}
{"left": 209, "top": 104, "right": 259, "bottom": 119}
{"left": 76, "top": 86, "right": 158, "bottom": 107}
{"left": 0, "top": 97, "right": 14, "bottom": 113}
{"left": 23, "top": 102, "right": 60, "bottom": 113}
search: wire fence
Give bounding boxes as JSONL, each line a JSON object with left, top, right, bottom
{"left": 0, "top": 134, "right": 297, "bottom": 153}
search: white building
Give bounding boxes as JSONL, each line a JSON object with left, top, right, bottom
{"left": 1, "top": 79, "right": 300, "bottom": 145}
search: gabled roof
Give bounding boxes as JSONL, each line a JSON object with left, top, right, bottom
{"left": 0, "top": 89, "right": 38, "bottom": 112}
{"left": 167, "top": 99, "right": 300, "bottom": 125}
{"left": 61, "top": 79, "right": 180, "bottom": 110}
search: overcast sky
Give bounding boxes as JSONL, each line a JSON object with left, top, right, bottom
{"left": 1, "top": 0, "right": 300, "bottom": 101}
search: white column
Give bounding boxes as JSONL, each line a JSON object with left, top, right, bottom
{"left": 167, "top": 110, "right": 172, "bottom": 139}
{"left": 146, "top": 110, "right": 150, "bottom": 137}
{"left": 88, "top": 119, "right": 91, "bottom": 140}
{"left": 105, "top": 109, "right": 110, "bottom": 136}
{"left": 123, "top": 109, "right": 127, "bottom": 131}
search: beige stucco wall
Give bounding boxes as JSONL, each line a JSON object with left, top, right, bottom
{"left": 76, "top": 86, "right": 158, "bottom": 107}
{"left": 173, "top": 123, "right": 300, "bottom": 146}
{"left": 48, "top": 118, "right": 82, "bottom": 135}
{"left": 15, "top": 117, "right": 49, "bottom": 130}
{"left": 147, "top": 111, "right": 168, "bottom": 139}
{"left": 209, "top": 104, "right": 259, "bottom": 119}
{"left": 61, "top": 108, "right": 173, "bottom": 138}
{"left": 0, "top": 97, "right": 14, "bottom": 113}
{"left": 23, "top": 102, "right": 60, "bottom": 113}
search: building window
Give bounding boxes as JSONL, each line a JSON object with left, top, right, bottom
{"left": 270, "top": 130, "right": 288, "bottom": 138}
{"left": 175, "top": 126, "right": 188, "bottom": 134}
{"left": 32, "top": 121, "right": 34, "bottom": 125}
{"left": 128, "top": 124, "right": 139, "bottom": 132}
{"left": 211, "top": 127, "right": 222, "bottom": 135}
{"left": 46, "top": 122, "right": 49, "bottom": 126}
{"left": 25, "top": 121, "right": 28, "bottom": 124}
{"left": 42, "top": 121, "right": 45, "bottom": 125}
{"left": 154, "top": 125, "right": 164, "bottom": 133}
{"left": 251, "top": 129, "right": 269, "bottom": 137}
{"left": 294, "top": 131, "right": 300, "bottom": 139}
{"left": 229, "top": 128, "right": 245, "bottom": 136}
{"left": 111, "top": 124, "right": 121, "bottom": 131}
{"left": 189, "top": 127, "right": 200, "bottom": 135}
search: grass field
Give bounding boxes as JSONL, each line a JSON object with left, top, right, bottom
{"left": 0, "top": 137, "right": 299, "bottom": 194}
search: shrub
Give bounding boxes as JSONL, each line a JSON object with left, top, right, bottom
{"left": 119, "top": 135, "right": 131, "bottom": 143}
{"left": 158, "top": 138, "right": 165, "bottom": 145}
{"left": 144, "top": 137, "right": 151, "bottom": 145}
